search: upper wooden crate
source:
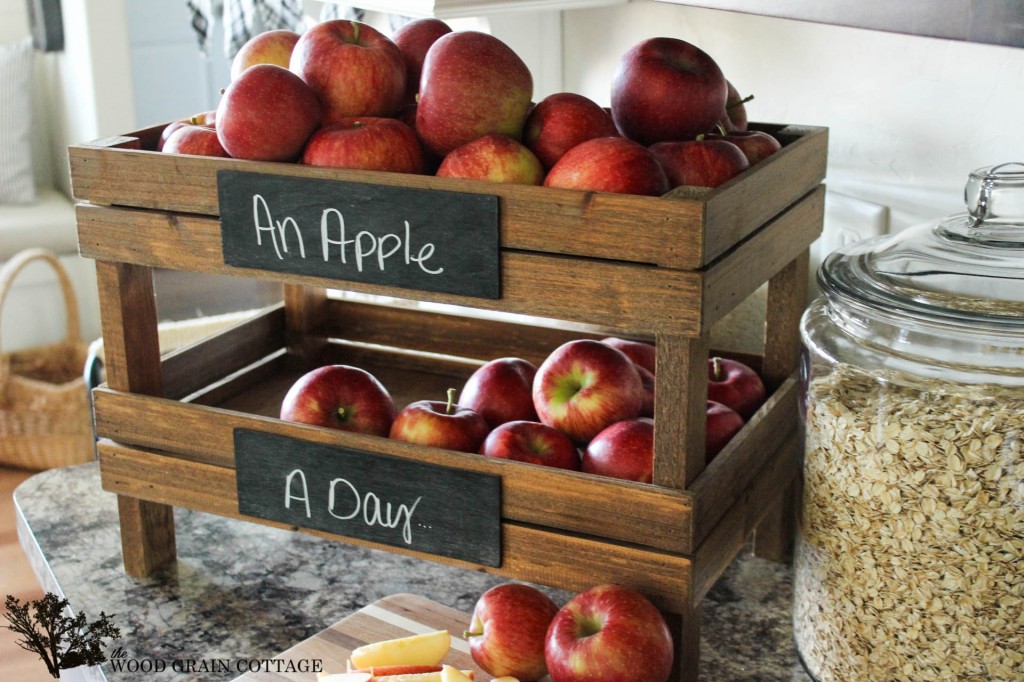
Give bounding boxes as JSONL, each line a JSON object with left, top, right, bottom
{"left": 68, "top": 122, "right": 827, "bottom": 337}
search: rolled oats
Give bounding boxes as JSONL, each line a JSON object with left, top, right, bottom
{"left": 794, "top": 364, "right": 1024, "bottom": 682}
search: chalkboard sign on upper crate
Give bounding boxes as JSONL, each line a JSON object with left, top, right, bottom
{"left": 218, "top": 170, "right": 501, "bottom": 299}
{"left": 234, "top": 429, "right": 503, "bottom": 567}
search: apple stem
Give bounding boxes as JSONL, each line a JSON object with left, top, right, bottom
{"left": 696, "top": 133, "right": 706, "bottom": 142}
{"left": 446, "top": 387, "right": 456, "bottom": 415}
{"left": 711, "top": 356, "right": 723, "bottom": 381}
{"left": 351, "top": 20, "right": 361, "bottom": 43}
{"left": 463, "top": 629, "right": 482, "bottom": 639}
{"left": 715, "top": 122, "right": 728, "bottom": 136}
{"left": 728, "top": 94, "right": 755, "bottom": 110}
{"left": 337, "top": 407, "right": 347, "bottom": 420}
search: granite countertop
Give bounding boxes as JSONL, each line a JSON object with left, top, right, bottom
{"left": 15, "top": 463, "right": 812, "bottom": 682}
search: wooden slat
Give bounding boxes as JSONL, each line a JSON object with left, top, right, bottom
{"left": 76, "top": 203, "right": 705, "bottom": 335}
{"left": 700, "top": 125, "right": 828, "bottom": 263}
{"left": 690, "top": 430, "right": 802, "bottom": 605}
{"left": 702, "top": 185, "right": 824, "bottom": 331}
{"left": 98, "top": 442, "right": 694, "bottom": 612}
{"left": 752, "top": 249, "right": 810, "bottom": 561}
{"left": 325, "top": 298, "right": 616, "bottom": 367}
{"left": 688, "top": 375, "right": 799, "bottom": 547}
{"left": 92, "top": 389, "right": 696, "bottom": 554}
{"left": 653, "top": 334, "right": 708, "bottom": 490}
{"left": 69, "top": 124, "right": 827, "bottom": 270}
{"left": 284, "top": 284, "right": 329, "bottom": 368}
{"left": 95, "top": 260, "right": 177, "bottom": 578}
{"left": 161, "top": 304, "right": 286, "bottom": 400}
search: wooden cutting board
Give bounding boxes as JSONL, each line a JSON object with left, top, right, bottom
{"left": 234, "top": 594, "right": 486, "bottom": 682}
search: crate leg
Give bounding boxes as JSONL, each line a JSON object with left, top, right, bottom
{"left": 284, "top": 283, "right": 328, "bottom": 367}
{"left": 665, "top": 604, "right": 702, "bottom": 682}
{"left": 753, "top": 250, "right": 808, "bottom": 561}
{"left": 96, "top": 261, "right": 177, "bottom": 576}
{"left": 654, "top": 333, "right": 710, "bottom": 490}
{"left": 118, "top": 496, "right": 177, "bottom": 578}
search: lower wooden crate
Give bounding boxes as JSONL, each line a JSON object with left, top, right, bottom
{"left": 94, "top": 301, "right": 800, "bottom": 608}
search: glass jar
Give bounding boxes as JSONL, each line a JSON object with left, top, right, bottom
{"left": 795, "top": 163, "right": 1024, "bottom": 681}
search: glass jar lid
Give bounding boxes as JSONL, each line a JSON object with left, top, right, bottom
{"left": 819, "top": 162, "right": 1024, "bottom": 331}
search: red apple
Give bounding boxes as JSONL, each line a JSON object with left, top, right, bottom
{"left": 416, "top": 31, "right": 533, "bottom": 157}
{"left": 436, "top": 135, "right": 544, "bottom": 185}
{"left": 611, "top": 37, "right": 727, "bottom": 145}
{"left": 532, "top": 339, "right": 644, "bottom": 444}
{"left": 216, "top": 64, "right": 321, "bottom": 161}
{"left": 392, "top": 18, "right": 452, "bottom": 105}
{"left": 231, "top": 29, "right": 300, "bottom": 81}
{"left": 717, "top": 80, "right": 750, "bottom": 133}
{"left": 545, "top": 584, "right": 673, "bottom": 682}
{"left": 389, "top": 389, "right": 490, "bottom": 453}
{"left": 162, "top": 124, "right": 228, "bottom": 157}
{"left": 290, "top": 20, "right": 406, "bottom": 123}
{"left": 480, "top": 421, "right": 580, "bottom": 471}
{"left": 302, "top": 117, "right": 425, "bottom": 174}
{"left": 637, "top": 365, "right": 655, "bottom": 418}
{"left": 544, "top": 137, "right": 669, "bottom": 197}
{"left": 599, "top": 337, "right": 655, "bottom": 375}
{"left": 649, "top": 138, "right": 750, "bottom": 189}
{"left": 706, "top": 130, "right": 782, "bottom": 166}
{"left": 706, "top": 400, "right": 744, "bottom": 462}
{"left": 457, "top": 358, "right": 538, "bottom": 429}
{"left": 707, "top": 356, "right": 766, "bottom": 420}
{"left": 280, "top": 365, "right": 397, "bottom": 437}
{"left": 158, "top": 110, "right": 216, "bottom": 150}
{"left": 465, "top": 583, "right": 560, "bottom": 682}
{"left": 581, "top": 417, "right": 654, "bottom": 483}
{"left": 523, "top": 93, "right": 618, "bottom": 170}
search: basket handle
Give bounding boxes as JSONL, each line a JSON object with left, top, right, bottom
{"left": 0, "top": 248, "right": 82, "bottom": 353}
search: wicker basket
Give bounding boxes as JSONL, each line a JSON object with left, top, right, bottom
{"left": 0, "top": 248, "right": 93, "bottom": 470}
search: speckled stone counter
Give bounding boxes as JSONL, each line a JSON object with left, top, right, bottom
{"left": 15, "top": 463, "right": 812, "bottom": 681}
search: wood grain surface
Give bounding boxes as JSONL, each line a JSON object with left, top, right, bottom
{"left": 233, "top": 593, "right": 485, "bottom": 682}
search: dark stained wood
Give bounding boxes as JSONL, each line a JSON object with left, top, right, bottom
{"left": 753, "top": 248, "right": 811, "bottom": 561}
{"left": 653, "top": 334, "right": 709, "bottom": 490}
{"left": 94, "top": 260, "right": 177, "bottom": 577}
{"left": 98, "top": 442, "right": 694, "bottom": 613}
{"left": 92, "top": 387, "right": 696, "bottom": 555}
{"left": 69, "top": 125, "right": 827, "bottom": 271}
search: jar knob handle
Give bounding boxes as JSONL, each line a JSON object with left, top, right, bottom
{"left": 965, "top": 162, "right": 1024, "bottom": 223}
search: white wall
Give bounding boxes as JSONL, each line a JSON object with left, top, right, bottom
{"left": 562, "top": 2, "right": 1024, "bottom": 231}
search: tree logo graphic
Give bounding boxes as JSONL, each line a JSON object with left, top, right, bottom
{"left": 3, "top": 593, "right": 120, "bottom": 678}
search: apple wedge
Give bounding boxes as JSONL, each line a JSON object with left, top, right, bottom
{"left": 318, "top": 673, "right": 373, "bottom": 682}
{"left": 441, "top": 665, "right": 474, "bottom": 682}
{"left": 349, "top": 630, "right": 451, "bottom": 669}
{"left": 373, "top": 671, "right": 474, "bottom": 682}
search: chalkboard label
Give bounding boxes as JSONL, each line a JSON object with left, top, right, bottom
{"left": 234, "top": 429, "right": 502, "bottom": 567}
{"left": 218, "top": 170, "right": 501, "bottom": 299}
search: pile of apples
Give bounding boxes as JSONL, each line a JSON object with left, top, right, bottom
{"left": 160, "top": 19, "right": 782, "bottom": 194}
{"left": 318, "top": 582, "right": 673, "bottom": 682}
{"left": 280, "top": 337, "right": 766, "bottom": 483}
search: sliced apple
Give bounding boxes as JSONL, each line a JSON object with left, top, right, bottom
{"left": 318, "top": 673, "right": 373, "bottom": 682}
{"left": 441, "top": 665, "right": 474, "bottom": 682}
{"left": 490, "top": 678, "right": 519, "bottom": 682}
{"left": 373, "top": 672, "right": 474, "bottom": 682}
{"left": 349, "top": 630, "right": 451, "bottom": 669}
{"left": 351, "top": 666, "right": 443, "bottom": 677}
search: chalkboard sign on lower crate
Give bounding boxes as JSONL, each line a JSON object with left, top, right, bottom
{"left": 234, "top": 429, "right": 503, "bottom": 566}
{"left": 218, "top": 170, "right": 501, "bottom": 299}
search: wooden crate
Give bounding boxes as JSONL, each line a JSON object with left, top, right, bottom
{"left": 70, "top": 121, "right": 826, "bottom": 682}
